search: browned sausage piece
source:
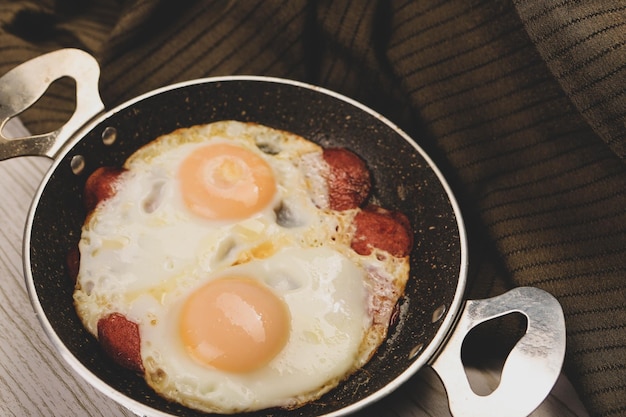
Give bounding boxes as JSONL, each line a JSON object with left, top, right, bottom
{"left": 66, "top": 245, "right": 80, "bottom": 283}
{"left": 97, "top": 312, "right": 144, "bottom": 373}
{"left": 322, "top": 148, "right": 371, "bottom": 211}
{"left": 83, "top": 166, "right": 126, "bottom": 212}
{"left": 351, "top": 205, "right": 413, "bottom": 257}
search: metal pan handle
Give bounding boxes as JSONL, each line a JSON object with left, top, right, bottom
{"left": 430, "top": 286, "right": 566, "bottom": 417}
{"left": 0, "top": 48, "right": 104, "bottom": 161}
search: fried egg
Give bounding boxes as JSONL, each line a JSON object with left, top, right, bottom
{"left": 73, "top": 121, "right": 409, "bottom": 413}
{"left": 134, "top": 247, "right": 370, "bottom": 412}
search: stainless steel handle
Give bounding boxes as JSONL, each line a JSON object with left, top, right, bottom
{"left": 430, "top": 286, "right": 566, "bottom": 417}
{"left": 0, "top": 48, "right": 104, "bottom": 161}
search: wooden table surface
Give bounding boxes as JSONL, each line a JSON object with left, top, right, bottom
{"left": 0, "top": 117, "right": 590, "bottom": 416}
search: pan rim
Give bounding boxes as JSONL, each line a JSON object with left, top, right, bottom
{"left": 22, "top": 75, "right": 469, "bottom": 417}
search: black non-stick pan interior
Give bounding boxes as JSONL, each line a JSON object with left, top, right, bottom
{"left": 27, "top": 78, "right": 463, "bottom": 416}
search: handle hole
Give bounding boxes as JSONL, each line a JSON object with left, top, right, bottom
{"left": 1, "top": 117, "right": 29, "bottom": 139}
{"left": 460, "top": 312, "right": 527, "bottom": 396}
{"left": 11, "top": 77, "right": 76, "bottom": 136}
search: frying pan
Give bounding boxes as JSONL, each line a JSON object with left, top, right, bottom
{"left": 0, "top": 49, "right": 565, "bottom": 417}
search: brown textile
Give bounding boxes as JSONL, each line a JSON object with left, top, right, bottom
{"left": 1, "top": 1, "right": 625, "bottom": 416}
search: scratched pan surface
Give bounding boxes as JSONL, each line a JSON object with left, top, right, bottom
{"left": 25, "top": 77, "right": 465, "bottom": 417}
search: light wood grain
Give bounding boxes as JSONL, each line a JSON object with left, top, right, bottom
{"left": 0, "top": 118, "right": 589, "bottom": 416}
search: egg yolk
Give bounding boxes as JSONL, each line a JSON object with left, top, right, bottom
{"left": 178, "top": 143, "right": 277, "bottom": 220}
{"left": 179, "top": 276, "right": 291, "bottom": 373}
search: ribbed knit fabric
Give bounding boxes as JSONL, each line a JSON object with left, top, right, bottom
{"left": 1, "top": 1, "right": 624, "bottom": 416}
